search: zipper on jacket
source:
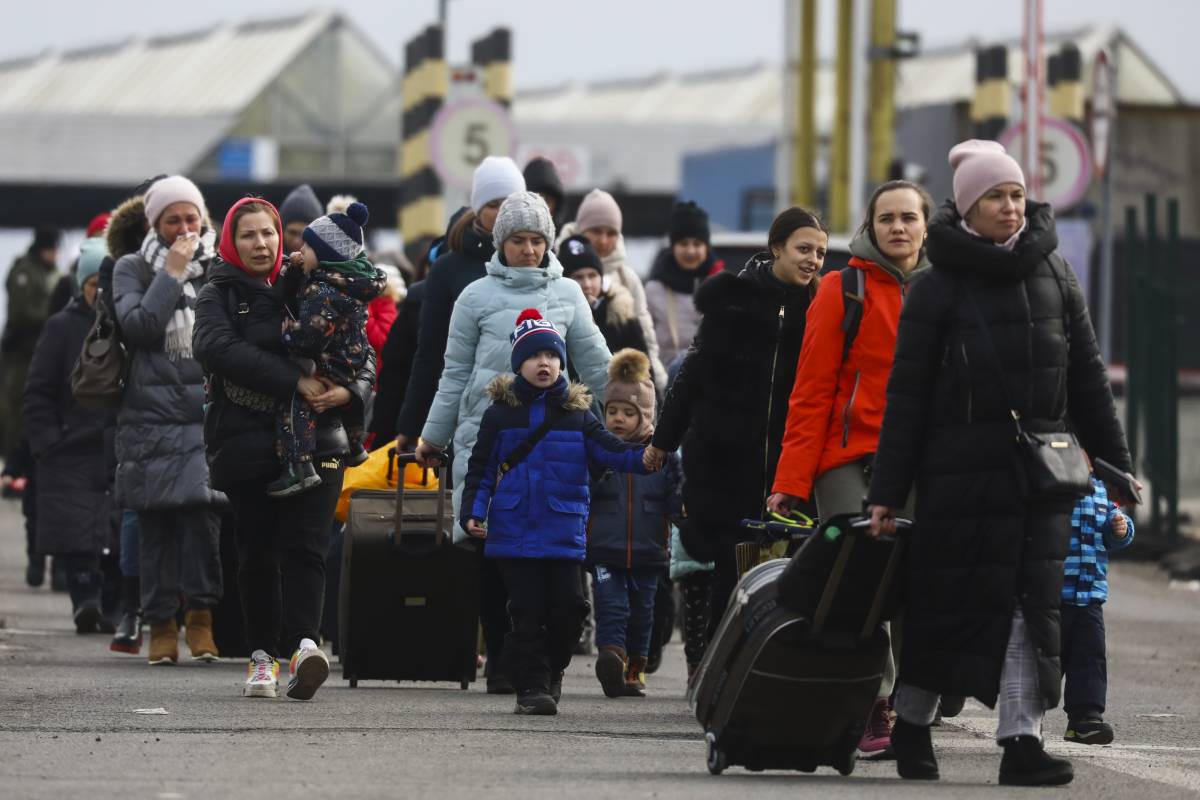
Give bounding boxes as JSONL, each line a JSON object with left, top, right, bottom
{"left": 961, "top": 342, "right": 972, "bottom": 423}
{"left": 626, "top": 473, "right": 634, "bottom": 569}
{"left": 841, "top": 370, "right": 862, "bottom": 447}
{"left": 762, "top": 303, "right": 786, "bottom": 510}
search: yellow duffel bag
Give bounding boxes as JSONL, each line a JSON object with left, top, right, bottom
{"left": 335, "top": 446, "right": 439, "bottom": 523}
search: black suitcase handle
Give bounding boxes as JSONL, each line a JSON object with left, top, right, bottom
{"left": 811, "top": 514, "right": 913, "bottom": 639}
{"left": 388, "top": 449, "right": 450, "bottom": 548}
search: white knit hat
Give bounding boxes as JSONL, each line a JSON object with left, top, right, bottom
{"left": 144, "top": 175, "right": 206, "bottom": 228}
{"left": 493, "top": 192, "right": 556, "bottom": 251}
{"left": 471, "top": 156, "right": 525, "bottom": 213}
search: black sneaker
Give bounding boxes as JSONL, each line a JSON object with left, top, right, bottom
{"left": 999, "top": 735, "right": 1074, "bottom": 786}
{"left": 514, "top": 689, "right": 557, "bottom": 716}
{"left": 110, "top": 610, "right": 144, "bottom": 654}
{"left": 892, "top": 718, "right": 939, "bottom": 780}
{"left": 266, "top": 462, "right": 322, "bottom": 498}
{"left": 1064, "top": 718, "right": 1114, "bottom": 746}
{"left": 25, "top": 558, "right": 45, "bottom": 588}
{"left": 550, "top": 671, "right": 564, "bottom": 704}
{"left": 74, "top": 605, "right": 103, "bottom": 634}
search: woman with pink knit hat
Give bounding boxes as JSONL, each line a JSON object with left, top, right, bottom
{"left": 558, "top": 189, "right": 665, "bottom": 388}
{"left": 863, "top": 141, "right": 1134, "bottom": 786}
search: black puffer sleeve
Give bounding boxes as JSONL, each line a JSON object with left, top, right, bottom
{"left": 192, "top": 284, "right": 301, "bottom": 401}
{"left": 651, "top": 348, "right": 697, "bottom": 452}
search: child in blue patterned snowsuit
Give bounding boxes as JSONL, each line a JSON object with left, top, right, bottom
{"left": 1060, "top": 473, "right": 1134, "bottom": 745}
{"left": 269, "top": 202, "right": 384, "bottom": 497}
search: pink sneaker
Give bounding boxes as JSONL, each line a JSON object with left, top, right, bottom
{"left": 858, "top": 698, "right": 894, "bottom": 755}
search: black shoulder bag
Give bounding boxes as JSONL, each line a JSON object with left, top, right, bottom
{"left": 961, "top": 270, "right": 1091, "bottom": 501}
{"left": 496, "top": 407, "right": 561, "bottom": 486}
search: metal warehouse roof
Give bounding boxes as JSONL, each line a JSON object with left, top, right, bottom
{"left": 514, "top": 27, "right": 1185, "bottom": 129}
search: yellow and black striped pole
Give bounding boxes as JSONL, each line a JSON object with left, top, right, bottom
{"left": 1048, "top": 43, "right": 1084, "bottom": 124}
{"left": 972, "top": 44, "right": 1009, "bottom": 141}
{"left": 471, "top": 28, "right": 512, "bottom": 108}
{"left": 399, "top": 25, "right": 448, "bottom": 248}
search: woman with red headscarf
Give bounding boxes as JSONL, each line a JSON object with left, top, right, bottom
{"left": 193, "top": 198, "right": 376, "bottom": 702}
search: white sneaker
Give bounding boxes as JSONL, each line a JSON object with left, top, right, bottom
{"left": 286, "top": 639, "right": 329, "bottom": 701}
{"left": 243, "top": 650, "right": 279, "bottom": 698}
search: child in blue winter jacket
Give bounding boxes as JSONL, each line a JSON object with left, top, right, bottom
{"left": 461, "top": 309, "right": 651, "bottom": 716}
{"left": 586, "top": 349, "right": 682, "bottom": 699}
{"left": 1061, "top": 473, "right": 1134, "bottom": 746}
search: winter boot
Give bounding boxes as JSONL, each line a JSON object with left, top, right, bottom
{"left": 550, "top": 671, "right": 564, "bottom": 704}
{"left": 184, "top": 609, "right": 219, "bottom": 662}
{"left": 594, "top": 645, "right": 627, "bottom": 699}
{"left": 148, "top": 619, "right": 179, "bottom": 665}
{"left": 514, "top": 689, "right": 557, "bottom": 716}
{"left": 999, "top": 736, "right": 1074, "bottom": 786}
{"left": 25, "top": 555, "right": 45, "bottom": 588}
{"left": 624, "top": 655, "right": 648, "bottom": 697}
{"left": 346, "top": 441, "right": 370, "bottom": 467}
{"left": 73, "top": 604, "right": 104, "bottom": 634}
{"left": 892, "top": 717, "right": 939, "bottom": 780}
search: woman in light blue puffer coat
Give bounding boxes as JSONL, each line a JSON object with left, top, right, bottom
{"left": 415, "top": 192, "right": 612, "bottom": 692}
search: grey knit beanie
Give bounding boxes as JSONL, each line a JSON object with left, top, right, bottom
{"left": 279, "top": 184, "right": 323, "bottom": 227}
{"left": 492, "top": 191, "right": 556, "bottom": 251}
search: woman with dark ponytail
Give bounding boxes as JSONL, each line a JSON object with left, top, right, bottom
{"left": 645, "top": 207, "right": 826, "bottom": 672}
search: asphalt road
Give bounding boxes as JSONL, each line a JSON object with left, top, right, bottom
{"left": 1, "top": 498, "right": 1197, "bottom": 799}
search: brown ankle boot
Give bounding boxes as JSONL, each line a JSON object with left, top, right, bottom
{"left": 595, "top": 645, "right": 627, "bottom": 698}
{"left": 624, "top": 655, "right": 648, "bottom": 697}
{"left": 148, "top": 619, "right": 179, "bottom": 665}
{"left": 184, "top": 609, "right": 219, "bottom": 662}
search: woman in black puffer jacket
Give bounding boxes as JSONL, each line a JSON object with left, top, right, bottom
{"left": 646, "top": 207, "right": 824, "bottom": 644}
{"left": 193, "top": 197, "right": 375, "bottom": 702}
{"left": 866, "top": 141, "right": 1134, "bottom": 787}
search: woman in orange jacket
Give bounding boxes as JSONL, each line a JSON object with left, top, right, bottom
{"left": 767, "top": 180, "right": 933, "bottom": 755}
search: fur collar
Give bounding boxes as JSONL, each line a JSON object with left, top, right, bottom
{"left": 105, "top": 195, "right": 149, "bottom": 260}
{"left": 487, "top": 373, "right": 592, "bottom": 411}
{"left": 603, "top": 283, "right": 636, "bottom": 327}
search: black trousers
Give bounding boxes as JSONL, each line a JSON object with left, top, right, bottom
{"left": 706, "top": 536, "right": 743, "bottom": 642}
{"left": 1061, "top": 602, "right": 1108, "bottom": 719}
{"left": 478, "top": 547, "right": 510, "bottom": 675}
{"left": 227, "top": 458, "right": 344, "bottom": 658}
{"left": 494, "top": 558, "right": 589, "bottom": 693}
{"left": 681, "top": 571, "right": 713, "bottom": 666}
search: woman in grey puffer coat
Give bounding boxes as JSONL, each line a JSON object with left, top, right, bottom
{"left": 112, "top": 175, "right": 224, "bottom": 666}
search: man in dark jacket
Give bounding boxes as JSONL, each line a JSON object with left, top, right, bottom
{"left": 23, "top": 237, "right": 119, "bottom": 632}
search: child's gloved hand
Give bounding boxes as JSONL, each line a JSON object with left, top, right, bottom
{"left": 465, "top": 519, "right": 487, "bottom": 539}
{"left": 1111, "top": 511, "right": 1129, "bottom": 539}
{"left": 643, "top": 445, "right": 665, "bottom": 472}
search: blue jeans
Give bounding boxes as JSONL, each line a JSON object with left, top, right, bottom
{"left": 592, "top": 565, "right": 659, "bottom": 658}
{"left": 119, "top": 509, "right": 140, "bottom": 578}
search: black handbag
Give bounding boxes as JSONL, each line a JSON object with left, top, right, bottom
{"left": 962, "top": 268, "right": 1091, "bottom": 501}
{"left": 70, "top": 297, "right": 126, "bottom": 411}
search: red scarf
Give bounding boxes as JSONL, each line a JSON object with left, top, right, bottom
{"left": 219, "top": 197, "right": 284, "bottom": 284}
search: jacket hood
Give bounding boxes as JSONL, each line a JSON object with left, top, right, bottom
{"left": 486, "top": 249, "right": 564, "bottom": 288}
{"left": 218, "top": 197, "right": 284, "bottom": 285}
{"left": 602, "top": 282, "right": 636, "bottom": 327}
{"left": 205, "top": 258, "right": 279, "bottom": 295}
{"left": 486, "top": 373, "right": 592, "bottom": 411}
{"left": 848, "top": 227, "right": 930, "bottom": 284}
{"left": 739, "top": 251, "right": 816, "bottom": 298}
{"left": 693, "top": 268, "right": 771, "bottom": 317}
{"left": 926, "top": 198, "right": 1058, "bottom": 281}
{"left": 105, "top": 195, "right": 150, "bottom": 260}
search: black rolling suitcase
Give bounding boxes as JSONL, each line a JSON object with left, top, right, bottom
{"left": 338, "top": 452, "right": 479, "bottom": 689}
{"left": 689, "top": 513, "right": 910, "bottom": 776}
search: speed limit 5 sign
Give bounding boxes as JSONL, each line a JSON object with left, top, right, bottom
{"left": 430, "top": 98, "right": 517, "bottom": 189}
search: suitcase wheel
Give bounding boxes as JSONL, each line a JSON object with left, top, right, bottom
{"left": 833, "top": 751, "right": 856, "bottom": 777}
{"left": 705, "top": 732, "right": 727, "bottom": 776}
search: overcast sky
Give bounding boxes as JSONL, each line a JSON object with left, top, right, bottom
{"left": 4, "top": 0, "right": 1197, "bottom": 100}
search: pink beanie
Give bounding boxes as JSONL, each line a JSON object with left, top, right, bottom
{"left": 144, "top": 175, "right": 206, "bottom": 227}
{"left": 575, "top": 189, "right": 623, "bottom": 233}
{"left": 949, "top": 140, "right": 1026, "bottom": 216}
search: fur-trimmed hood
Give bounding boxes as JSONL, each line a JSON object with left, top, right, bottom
{"left": 105, "top": 195, "right": 149, "bottom": 260}
{"left": 486, "top": 373, "right": 592, "bottom": 411}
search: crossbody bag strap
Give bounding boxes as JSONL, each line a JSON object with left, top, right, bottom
{"left": 961, "top": 282, "right": 1024, "bottom": 438}
{"left": 497, "top": 405, "right": 561, "bottom": 483}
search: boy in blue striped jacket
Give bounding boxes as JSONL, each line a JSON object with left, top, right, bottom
{"left": 1061, "top": 473, "right": 1134, "bottom": 745}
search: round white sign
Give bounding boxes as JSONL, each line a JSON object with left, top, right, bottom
{"left": 429, "top": 98, "right": 517, "bottom": 190}
{"left": 999, "top": 117, "right": 1092, "bottom": 210}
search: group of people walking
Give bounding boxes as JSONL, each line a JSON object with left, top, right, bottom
{"left": 6, "top": 138, "right": 1136, "bottom": 787}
